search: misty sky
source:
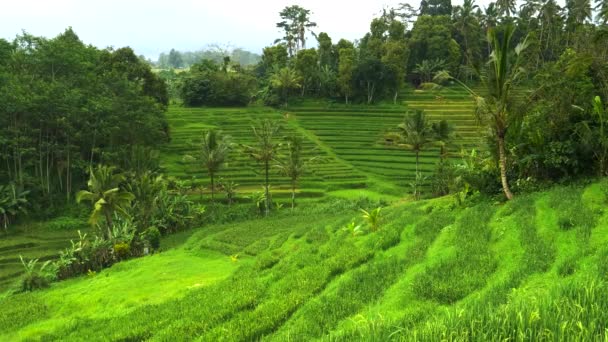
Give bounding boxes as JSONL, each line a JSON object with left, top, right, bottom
{"left": 4, "top": 0, "right": 511, "bottom": 60}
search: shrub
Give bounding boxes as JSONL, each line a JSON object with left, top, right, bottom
{"left": 113, "top": 243, "right": 131, "bottom": 260}
{"left": 20, "top": 256, "right": 56, "bottom": 292}
{"left": 143, "top": 226, "right": 161, "bottom": 250}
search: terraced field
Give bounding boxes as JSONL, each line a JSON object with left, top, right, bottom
{"left": 161, "top": 86, "right": 485, "bottom": 199}
{"left": 0, "top": 224, "right": 89, "bottom": 293}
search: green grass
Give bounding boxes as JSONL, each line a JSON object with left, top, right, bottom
{"left": 1, "top": 181, "right": 608, "bottom": 340}
{"left": 160, "top": 86, "right": 488, "bottom": 204}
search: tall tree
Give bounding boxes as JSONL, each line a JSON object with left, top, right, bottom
{"left": 496, "top": 0, "right": 517, "bottom": 17}
{"left": 338, "top": 47, "right": 356, "bottom": 104}
{"left": 454, "top": 0, "right": 482, "bottom": 68}
{"left": 276, "top": 5, "right": 317, "bottom": 57}
{"left": 242, "top": 120, "right": 282, "bottom": 216}
{"left": 438, "top": 25, "right": 529, "bottom": 200}
{"left": 200, "top": 130, "right": 231, "bottom": 201}
{"left": 395, "top": 110, "right": 435, "bottom": 199}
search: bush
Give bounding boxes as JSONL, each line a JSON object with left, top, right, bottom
{"left": 113, "top": 243, "right": 131, "bottom": 260}
{"left": 20, "top": 256, "right": 56, "bottom": 292}
{"left": 143, "top": 226, "right": 161, "bottom": 250}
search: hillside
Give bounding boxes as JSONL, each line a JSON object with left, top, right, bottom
{"left": 1, "top": 181, "right": 607, "bottom": 340}
{"left": 161, "top": 86, "right": 484, "bottom": 201}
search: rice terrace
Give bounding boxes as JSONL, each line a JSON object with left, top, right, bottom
{"left": 1, "top": 0, "right": 608, "bottom": 341}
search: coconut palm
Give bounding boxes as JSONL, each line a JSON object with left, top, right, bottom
{"left": 414, "top": 59, "right": 447, "bottom": 83}
{"left": 435, "top": 25, "right": 528, "bottom": 200}
{"left": 275, "top": 135, "right": 318, "bottom": 209}
{"left": 76, "top": 165, "right": 135, "bottom": 239}
{"left": 432, "top": 120, "right": 456, "bottom": 162}
{"left": 395, "top": 110, "right": 435, "bottom": 200}
{"left": 0, "top": 184, "right": 29, "bottom": 232}
{"left": 242, "top": 120, "right": 282, "bottom": 216}
{"left": 270, "top": 67, "right": 302, "bottom": 105}
{"left": 597, "top": 0, "right": 608, "bottom": 24}
{"left": 496, "top": 0, "right": 517, "bottom": 17}
{"left": 454, "top": 0, "right": 481, "bottom": 67}
{"left": 200, "top": 129, "right": 231, "bottom": 201}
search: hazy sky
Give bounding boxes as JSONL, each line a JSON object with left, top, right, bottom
{"left": 3, "top": 0, "right": 501, "bottom": 60}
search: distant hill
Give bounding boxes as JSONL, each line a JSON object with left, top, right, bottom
{"left": 156, "top": 47, "right": 261, "bottom": 69}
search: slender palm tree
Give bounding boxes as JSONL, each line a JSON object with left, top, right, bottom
{"left": 76, "top": 165, "right": 135, "bottom": 239}
{"left": 242, "top": 120, "right": 282, "bottom": 216}
{"left": 396, "top": 110, "right": 435, "bottom": 200}
{"left": 454, "top": 0, "right": 480, "bottom": 67}
{"left": 275, "top": 135, "right": 318, "bottom": 209}
{"left": 496, "top": 0, "right": 517, "bottom": 17}
{"left": 432, "top": 120, "right": 456, "bottom": 162}
{"left": 597, "top": 0, "right": 608, "bottom": 24}
{"left": 270, "top": 67, "right": 302, "bottom": 105}
{"left": 200, "top": 129, "right": 231, "bottom": 201}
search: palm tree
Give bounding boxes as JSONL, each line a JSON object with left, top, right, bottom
{"left": 597, "top": 0, "right": 608, "bottom": 24}
{"left": 76, "top": 165, "right": 135, "bottom": 239}
{"left": 496, "top": 0, "right": 517, "bottom": 17}
{"left": 275, "top": 135, "right": 318, "bottom": 209}
{"left": 432, "top": 120, "right": 456, "bottom": 162}
{"left": 0, "top": 184, "right": 29, "bottom": 233}
{"left": 242, "top": 120, "right": 282, "bottom": 216}
{"left": 454, "top": 0, "right": 480, "bottom": 67}
{"left": 483, "top": 3, "right": 500, "bottom": 29}
{"left": 414, "top": 59, "right": 447, "bottom": 83}
{"left": 200, "top": 130, "right": 231, "bottom": 201}
{"left": 270, "top": 67, "right": 302, "bottom": 105}
{"left": 436, "top": 25, "right": 528, "bottom": 200}
{"left": 396, "top": 110, "right": 435, "bottom": 200}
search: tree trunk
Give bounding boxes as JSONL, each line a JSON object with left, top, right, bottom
{"left": 393, "top": 91, "right": 398, "bottom": 105}
{"left": 210, "top": 172, "right": 215, "bottom": 202}
{"left": 345, "top": 94, "right": 349, "bottom": 105}
{"left": 415, "top": 150, "right": 420, "bottom": 200}
{"left": 497, "top": 135, "right": 514, "bottom": 200}
{"left": 291, "top": 181, "right": 296, "bottom": 210}
{"left": 104, "top": 210, "right": 114, "bottom": 240}
{"left": 265, "top": 160, "right": 270, "bottom": 216}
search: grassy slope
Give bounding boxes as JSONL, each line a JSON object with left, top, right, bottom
{"left": 160, "top": 86, "right": 485, "bottom": 202}
{"left": 1, "top": 181, "right": 607, "bottom": 341}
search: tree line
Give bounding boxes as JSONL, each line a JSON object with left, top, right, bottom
{"left": 0, "top": 28, "right": 170, "bottom": 209}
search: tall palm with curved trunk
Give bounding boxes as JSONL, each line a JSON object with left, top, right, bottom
{"left": 242, "top": 120, "right": 282, "bottom": 216}
{"left": 200, "top": 129, "right": 230, "bottom": 201}
{"left": 435, "top": 24, "right": 528, "bottom": 200}
{"left": 76, "top": 165, "right": 135, "bottom": 239}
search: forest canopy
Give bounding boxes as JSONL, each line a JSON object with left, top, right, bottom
{"left": 0, "top": 28, "right": 169, "bottom": 205}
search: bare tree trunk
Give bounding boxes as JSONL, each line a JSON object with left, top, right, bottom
{"left": 497, "top": 136, "right": 514, "bottom": 200}
{"left": 210, "top": 172, "right": 215, "bottom": 202}
{"left": 393, "top": 91, "right": 398, "bottom": 105}
{"left": 104, "top": 210, "right": 114, "bottom": 240}
{"left": 291, "top": 181, "right": 296, "bottom": 210}
{"left": 265, "top": 160, "right": 270, "bottom": 216}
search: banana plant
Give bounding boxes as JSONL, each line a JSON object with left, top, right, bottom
{"left": 0, "top": 184, "right": 29, "bottom": 232}
{"left": 360, "top": 207, "right": 383, "bottom": 232}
